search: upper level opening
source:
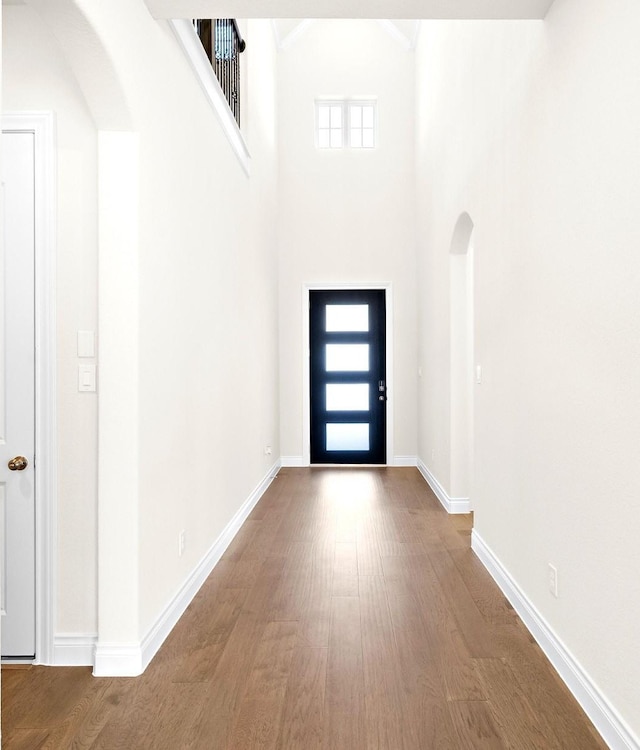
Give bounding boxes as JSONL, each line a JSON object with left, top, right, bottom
{"left": 193, "top": 19, "right": 246, "bottom": 127}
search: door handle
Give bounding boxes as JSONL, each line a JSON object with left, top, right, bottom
{"left": 378, "top": 380, "right": 386, "bottom": 401}
{"left": 8, "top": 456, "right": 28, "bottom": 471}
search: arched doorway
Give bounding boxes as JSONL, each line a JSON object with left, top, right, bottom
{"left": 1, "top": 0, "right": 135, "bottom": 668}
{"left": 449, "top": 213, "right": 474, "bottom": 506}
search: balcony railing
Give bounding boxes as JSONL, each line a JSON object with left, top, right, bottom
{"left": 194, "top": 19, "right": 246, "bottom": 127}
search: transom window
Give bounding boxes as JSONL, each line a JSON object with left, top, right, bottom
{"left": 349, "top": 103, "right": 375, "bottom": 148}
{"left": 317, "top": 103, "right": 344, "bottom": 148}
{"left": 316, "top": 100, "right": 377, "bottom": 149}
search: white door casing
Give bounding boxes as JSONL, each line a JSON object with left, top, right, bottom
{"left": 1, "top": 114, "right": 56, "bottom": 664}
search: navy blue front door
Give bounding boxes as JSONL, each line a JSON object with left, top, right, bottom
{"left": 310, "top": 290, "right": 386, "bottom": 464}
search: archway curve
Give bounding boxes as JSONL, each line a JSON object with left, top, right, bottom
{"left": 28, "top": 0, "right": 133, "bottom": 130}
{"left": 450, "top": 211, "right": 474, "bottom": 256}
{"left": 449, "top": 212, "right": 475, "bottom": 506}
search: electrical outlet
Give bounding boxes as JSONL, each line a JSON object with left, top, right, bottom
{"left": 179, "top": 530, "right": 186, "bottom": 557}
{"left": 548, "top": 563, "right": 558, "bottom": 598}
{"left": 264, "top": 445, "right": 272, "bottom": 456}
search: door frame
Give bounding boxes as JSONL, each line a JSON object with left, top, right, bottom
{"left": 302, "top": 282, "right": 394, "bottom": 466}
{"left": 2, "top": 113, "right": 57, "bottom": 664}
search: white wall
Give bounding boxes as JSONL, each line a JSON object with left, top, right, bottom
{"left": 132, "top": 15, "right": 280, "bottom": 633}
{"left": 3, "top": 5, "right": 99, "bottom": 636}
{"left": 278, "top": 20, "right": 417, "bottom": 464}
{"left": 416, "top": 0, "right": 640, "bottom": 740}
{"left": 73, "top": 0, "right": 280, "bottom": 640}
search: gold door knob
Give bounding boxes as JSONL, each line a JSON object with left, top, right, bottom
{"left": 8, "top": 456, "right": 28, "bottom": 471}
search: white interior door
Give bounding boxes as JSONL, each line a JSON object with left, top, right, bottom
{"left": 1, "top": 130, "right": 37, "bottom": 659}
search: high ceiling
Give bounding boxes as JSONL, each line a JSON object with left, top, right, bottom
{"left": 272, "top": 19, "right": 421, "bottom": 50}
{"left": 144, "top": 0, "right": 555, "bottom": 20}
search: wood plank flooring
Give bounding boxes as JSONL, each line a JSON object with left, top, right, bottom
{"left": 1, "top": 468, "right": 608, "bottom": 749}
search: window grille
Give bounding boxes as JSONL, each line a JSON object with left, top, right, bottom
{"left": 317, "top": 103, "right": 344, "bottom": 149}
{"left": 349, "top": 103, "right": 376, "bottom": 149}
{"left": 315, "top": 99, "right": 377, "bottom": 149}
{"left": 194, "top": 19, "right": 246, "bottom": 127}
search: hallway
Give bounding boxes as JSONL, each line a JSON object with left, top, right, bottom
{"left": 1, "top": 468, "right": 605, "bottom": 748}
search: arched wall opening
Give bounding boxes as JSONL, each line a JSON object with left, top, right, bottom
{"left": 449, "top": 212, "right": 474, "bottom": 505}
{"left": 3, "top": 0, "right": 140, "bottom": 667}
{"left": 27, "top": 0, "right": 133, "bottom": 131}
{"left": 35, "top": 0, "right": 141, "bottom": 668}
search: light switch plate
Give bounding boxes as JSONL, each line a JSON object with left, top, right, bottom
{"left": 78, "top": 364, "right": 96, "bottom": 392}
{"left": 77, "top": 330, "right": 95, "bottom": 358}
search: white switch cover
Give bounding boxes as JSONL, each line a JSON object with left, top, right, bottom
{"left": 78, "top": 364, "right": 96, "bottom": 392}
{"left": 77, "top": 330, "right": 96, "bottom": 358}
{"left": 475, "top": 365, "right": 482, "bottom": 384}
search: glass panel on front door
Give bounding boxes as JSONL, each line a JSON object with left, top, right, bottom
{"left": 325, "top": 344, "right": 369, "bottom": 371}
{"left": 310, "top": 290, "right": 386, "bottom": 464}
{"left": 326, "top": 423, "right": 370, "bottom": 451}
{"left": 325, "top": 304, "right": 369, "bottom": 332}
{"left": 326, "top": 383, "right": 369, "bottom": 411}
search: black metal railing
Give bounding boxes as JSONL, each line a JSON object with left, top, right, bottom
{"left": 194, "top": 19, "right": 246, "bottom": 127}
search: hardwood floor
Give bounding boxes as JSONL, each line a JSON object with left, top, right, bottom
{"left": 1, "top": 468, "right": 607, "bottom": 749}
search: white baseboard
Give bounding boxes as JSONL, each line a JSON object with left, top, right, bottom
{"left": 93, "top": 643, "right": 142, "bottom": 677}
{"left": 281, "top": 455, "right": 306, "bottom": 467}
{"left": 417, "top": 458, "right": 470, "bottom": 514}
{"left": 472, "top": 530, "right": 639, "bottom": 750}
{"left": 93, "top": 460, "right": 281, "bottom": 677}
{"left": 392, "top": 455, "right": 417, "bottom": 467}
{"left": 51, "top": 633, "right": 97, "bottom": 666}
